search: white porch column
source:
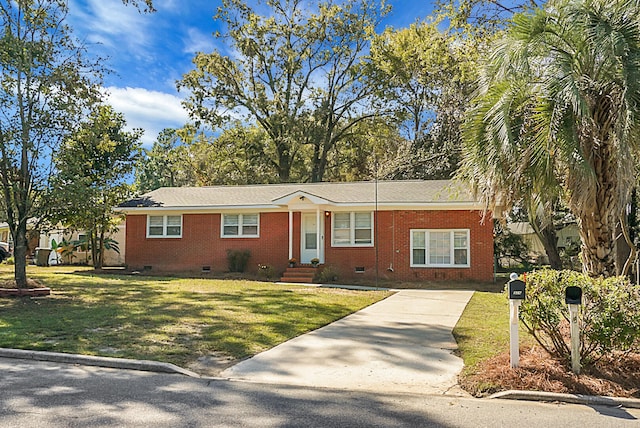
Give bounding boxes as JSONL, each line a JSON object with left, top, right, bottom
{"left": 288, "top": 210, "right": 293, "bottom": 260}
{"left": 316, "top": 207, "right": 321, "bottom": 260}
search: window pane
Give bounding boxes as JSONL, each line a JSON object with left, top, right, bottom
{"left": 334, "top": 213, "right": 350, "bottom": 229}
{"left": 454, "top": 249, "right": 468, "bottom": 265}
{"left": 167, "top": 216, "right": 181, "bottom": 226}
{"left": 224, "top": 215, "right": 238, "bottom": 226}
{"left": 149, "top": 226, "right": 164, "bottom": 236}
{"left": 224, "top": 226, "right": 239, "bottom": 236}
{"left": 413, "top": 249, "right": 426, "bottom": 265}
{"left": 242, "top": 225, "right": 258, "bottom": 235}
{"left": 333, "top": 229, "right": 350, "bottom": 244}
{"left": 429, "top": 231, "right": 451, "bottom": 265}
{"left": 149, "top": 216, "right": 163, "bottom": 227}
{"left": 166, "top": 226, "right": 181, "bottom": 236}
{"left": 454, "top": 231, "right": 467, "bottom": 248}
{"left": 354, "top": 228, "right": 371, "bottom": 244}
{"left": 413, "top": 231, "right": 425, "bottom": 248}
{"left": 242, "top": 214, "right": 258, "bottom": 226}
{"left": 354, "top": 213, "right": 371, "bottom": 228}
{"left": 305, "top": 233, "right": 317, "bottom": 249}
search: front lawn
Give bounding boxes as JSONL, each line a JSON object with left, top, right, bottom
{"left": 0, "top": 265, "right": 390, "bottom": 372}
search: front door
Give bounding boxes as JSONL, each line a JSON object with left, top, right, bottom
{"left": 301, "top": 213, "right": 321, "bottom": 264}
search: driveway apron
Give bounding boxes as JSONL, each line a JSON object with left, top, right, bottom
{"left": 221, "top": 289, "right": 474, "bottom": 395}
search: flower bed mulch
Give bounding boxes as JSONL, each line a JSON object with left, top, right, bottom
{"left": 460, "top": 346, "right": 640, "bottom": 398}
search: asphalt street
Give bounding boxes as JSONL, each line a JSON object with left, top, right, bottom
{"left": 0, "top": 357, "right": 638, "bottom": 428}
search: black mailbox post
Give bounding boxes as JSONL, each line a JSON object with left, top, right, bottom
{"left": 565, "top": 286, "right": 582, "bottom": 305}
{"left": 508, "top": 279, "right": 526, "bottom": 300}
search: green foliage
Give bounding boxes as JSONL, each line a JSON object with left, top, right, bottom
{"left": 50, "top": 105, "right": 141, "bottom": 269}
{"left": 493, "top": 223, "right": 530, "bottom": 270}
{"left": 5, "top": 257, "right": 14, "bottom": 265}
{"left": 459, "top": 0, "right": 640, "bottom": 277}
{"left": 369, "top": 21, "right": 481, "bottom": 180}
{"left": 315, "top": 265, "right": 340, "bottom": 283}
{"left": 179, "top": 0, "right": 389, "bottom": 182}
{"left": 0, "top": 0, "right": 103, "bottom": 287}
{"left": 227, "top": 249, "right": 251, "bottom": 273}
{"left": 257, "top": 264, "right": 275, "bottom": 280}
{"left": 518, "top": 270, "right": 640, "bottom": 364}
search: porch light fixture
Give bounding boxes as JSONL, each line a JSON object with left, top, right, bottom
{"left": 299, "top": 196, "right": 305, "bottom": 201}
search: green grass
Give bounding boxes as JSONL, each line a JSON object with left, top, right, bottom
{"left": 453, "top": 291, "right": 536, "bottom": 372}
{"left": 0, "top": 265, "right": 390, "bottom": 367}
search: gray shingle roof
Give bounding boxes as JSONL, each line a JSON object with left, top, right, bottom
{"left": 119, "top": 180, "right": 478, "bottom": 209}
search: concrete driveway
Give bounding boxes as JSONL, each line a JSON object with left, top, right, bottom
{"left": 221, "top": 289, "right": 474, "bottom": 395}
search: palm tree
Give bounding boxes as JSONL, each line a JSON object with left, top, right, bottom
{"left": 460, "top": 0, "right": 640, "bottom": 277}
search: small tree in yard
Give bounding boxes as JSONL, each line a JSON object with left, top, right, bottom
{"left": 51, "top": 105, "right": 142, "bottom": 269}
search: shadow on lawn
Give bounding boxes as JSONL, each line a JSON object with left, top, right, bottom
{"left": 0, "top": 271, "right": 386, "bottom": 367}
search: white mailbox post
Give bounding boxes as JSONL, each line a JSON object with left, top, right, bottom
{"left": 507, "top": 273, "right": 526, "bottom": 368}
{"left": 565, "top": 286, "right": 583, "bottom": 375}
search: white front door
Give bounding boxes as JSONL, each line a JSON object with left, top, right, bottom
{"left": 301, "top": 213, "right": 322, "bottom": 264}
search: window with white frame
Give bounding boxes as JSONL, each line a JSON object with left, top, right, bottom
{"left": 411, "top": 229, "right": 469, "bottom": 267}
{"left": 147, "top": 215, "right": 182, "bottom": 238}
{"left": 222, "top": 214, "right": 259, "bottom": 237}
{"left": 332, "top": 212, "right": 373, "bottom": 246}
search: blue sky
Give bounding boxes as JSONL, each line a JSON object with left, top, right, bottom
{"left": 68, "top": 0, "right": 435, "bottom": 146}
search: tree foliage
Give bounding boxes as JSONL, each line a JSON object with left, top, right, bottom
{"left": 179, "top": 0, "right": 388, "bottom": 183}
{"left": 0, "top": 0, "right": 103, "bottom": 287}
{"left": 51, "top": 105, "right": 142, "bottom": 269}
{"left": 460, "top": 0, "right": 640, "bottom": 277}
{"left": 368, "top": 21, "right": 480, "bottom": 180}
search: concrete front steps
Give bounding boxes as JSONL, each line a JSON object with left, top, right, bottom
{"left": 280, "top": 266, "right": 318, "bottom": 283}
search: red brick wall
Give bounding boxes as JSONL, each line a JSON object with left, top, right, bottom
{"left": 323, "top": 210, "right": 493, "bottom": 282}
{"left": 125, "top": 209, "right": 494, "bottom": 281}
{"left": 125, "top": 213, "right": 290, "bottom": 273}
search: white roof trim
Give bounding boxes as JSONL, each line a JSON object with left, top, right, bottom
{"left": 116, "top": 202, "right": 483, "bottom": 215}
{"left": 271, "top": 190, "right": 333, "bottom": 205}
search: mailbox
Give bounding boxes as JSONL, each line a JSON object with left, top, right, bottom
{"left": 565, "top": 286, "right": 582, "bottom": 305}
{"left": 508, "top": 279, "right": 526, "bottom": 300}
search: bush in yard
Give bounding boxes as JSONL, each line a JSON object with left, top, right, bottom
{"left": 257, "top": 263, "right": 275, "bottom": 280}
{"left": 517, "top": 269, "right": 640, "bottom": 365}
{"left": 314, "top": 265, "right": 340, "bottom": 283}
{"left": 227, "top": 249, "right": 251, "bottom": 273}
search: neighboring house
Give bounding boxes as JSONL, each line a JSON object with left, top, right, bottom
{"left": 508, "top": 222, "right": 580, "bottom": 264}
{"left": 118, "top": 180, "right": 494, "bottom": 283}
{"left": 39, "top": 224, "right": 126, "bottom": 266}
{"left": 0, "top": 221, "right": 125, "bottom": 266}
{"left": 0, "top": 220, "right": 40, "bottom": 257}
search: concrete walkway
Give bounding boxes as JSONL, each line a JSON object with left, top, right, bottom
{"left": 221, "top": 289, "right": 474, "bottom": 395}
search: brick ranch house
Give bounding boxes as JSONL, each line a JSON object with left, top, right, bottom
{"left": 118, "top": 180, "right": 494, "bottom": 283}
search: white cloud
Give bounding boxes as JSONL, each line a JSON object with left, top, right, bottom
{"left": 69, "top": 0, "right": 150, "bottom": 53}
{"left": 183, "top": 27, "right": 216, "bottom": 55}
{"left": 104, "top": 87, "right": 191, "bottom": 146}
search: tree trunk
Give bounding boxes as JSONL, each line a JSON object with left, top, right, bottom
{"left": 572, "top": 171, "right": 618, "bottom": 277}
{"left": 13, "top": 226, "right": 28, "bottom": 288}
{"left": 538, "top": 224, "right": 563, "bottom": 270}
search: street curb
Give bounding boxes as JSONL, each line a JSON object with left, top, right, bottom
{"left": 0, "top": 348, "right": 201, "bottom": 378}
{"left": 490, "top": 390, "right": 640, "bottom": 409}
